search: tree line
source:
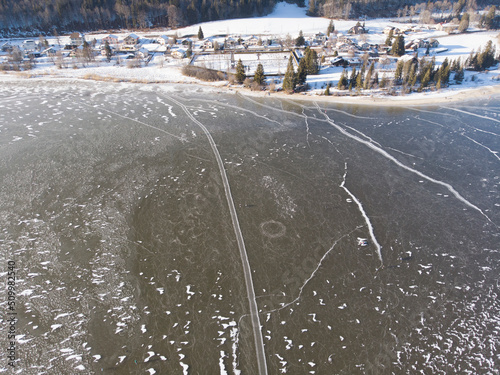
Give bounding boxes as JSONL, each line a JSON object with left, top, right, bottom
{"left": 1, "top": 0, "right": 498, "bottom": 36}
{"left": 0, "top": 0, "right": 289, "bottom": 34}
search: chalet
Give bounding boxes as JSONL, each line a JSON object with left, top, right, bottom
{"left": 21, "top": 40, "right": 37, "bottom": 51}
{"left": 331, "top": 56, "right": 348, "bottom": 67}
{"left": 157, "top": 35, "right": 171, "bottom": 45}
{"left": 102, "top": 34, "right": 119, "bottom": 45}
{"left": 42, "top": 46, "right": 60, "bottom": 56}
{"left": 225, "top": 37, "right": 237, "bottom": 48}
{"left": 424, "top": 39, "right": 439, "bottom": 48}
{"left": 100, "top": 45, "right": 115, "bottom": 55}
{"left": 406, "top": 39, "right": 425, "bottom": 49}
{"left": 1, "top": 42, "right": 13, "bottom": 52}
{"left": 436, "top": 23, "right": 459, "bottom": 34}
{"left": 181, "top": 38, "right": 193, "bottom": 46}
{"left": 70, "top": 32, "right": 85, "bottom": 46}
{"left": 383, "top": 26, "right": 401, "bottom": 35}
{"left": 135, "top": 48, "right": 149, "bottom": 59}
{"left": 348, "top": 23, "right": 368, "bottom": 35}
{"left": 123, "top": 33, "right": 140, "bottom": 46}
{"left": 202, "top": 38, "right": 214, "bottom": 49}
{"left": 246, "top": 36, "right": 260, "bottom": 46}
{"left": 314, "top": 32, "right": 327, "bottom": 44}
{"left": 171, "top": 49, "right": 186, "bottom": 59}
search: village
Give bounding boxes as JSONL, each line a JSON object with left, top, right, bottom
{"left": 0, "top": 2, "right": 498, "bottom": 97}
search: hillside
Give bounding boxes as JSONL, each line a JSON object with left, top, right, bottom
{"left": 1, "top": 0, "right": 498, "bottom": 36}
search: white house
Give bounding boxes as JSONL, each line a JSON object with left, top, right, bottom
{"left": 171, "top": 48, "right": 186, "bottom": 59}
{"left": 102, "top": 34, "right": 119, "bottom": 45}
{"left": 21, "top": 40, "right": 37, "bottom": 51}
{"left": 123, "top": 33, "right": 140, "bottom": 46}
{"left": 158, "top": 35, "right": 171, "bottom": 45}
{"left": 135, "top": 48, "right": 150, "bottom": 59}
{"left": 70, "top": 32, "right": 85, "bottom": 46}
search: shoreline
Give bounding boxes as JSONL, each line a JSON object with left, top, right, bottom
{"left": 2, "top": 70, "right": 500, "bottom": 106}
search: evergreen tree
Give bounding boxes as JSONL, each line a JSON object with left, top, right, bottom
{"left": 236, "top": 58, "right": 246, "bottom": 83}
{"left": 327, "top": 20, "right": 335, "bottom": 36}
{"left": 198, "top": 26, "right": 204, "bottom": 40}
{"left": 338, "top": 69, "right": 348, "bottom": 89}
{"left": 385, "top": 29, "right": 394, "bottom": 46}
{"left": 324, "top": 83, "right": 331, "bottom": 96}
{"left": 282, "top": 56, "right": 296, "bottom": 93}
{"left": 364, "top": 62, "right": 374, "bottom": 89}
{"left": 420, "top": 68, "right": 432, "bottom": 89}
{"left": 356, "top": 71, "right": 363, "bottom": 92}
{"left": 295, "top": 30, "right": 305, "bottom": 47}
{"left": 458, "top": 12, "right": 470, "bottom": 33}
{"left": 408, "top": 64, "right": 417, "bottom": 90}
{"left": 395, "top": 60, "right": 404, "bottom": 82}
{"left": 483, "top": 6, "right": 496, "bottom": 30}
{"left": 307, "top": 0, "right": 316, "bottom": 16}
{"left": 104, "top": 40, "right": 112, "bottom": 62}
{"left": 439, "top": 58, "right": 450, "bottom": 86}
{"left": 305, "top": 48, "right": 319, "bottom": 74}
{"left": 391, "top": 35, "right": 405, "bottom": 57}
{"left": 296, "top": 57, "right": 308, "bottom": 85}
{"left": 454, "top": 67, "right": 464, "bottom": 83}
{"left": 349, "top": 66, "right": 357, "bottom": 87}
{"left": 254, "top": 63, "right": 266, "bottom": 85}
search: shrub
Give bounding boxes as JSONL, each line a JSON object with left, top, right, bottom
{"left": 182, "top": 65, "right": 224, "bottom": 82}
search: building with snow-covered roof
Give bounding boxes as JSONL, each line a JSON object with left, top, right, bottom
{"left": 124, "top": 34, "right": 140, "bottom": 46}
{"left": 171, "top": 49, "right": 186, "bottom": 59}
{"left": 70, "top": 32, "right": 85, "bottom": 46}
{"left": 102, "top": 34, "right": 119, "bottom": 45}
{"left": 158, "top": 35, "right": 172, "bottom": 45}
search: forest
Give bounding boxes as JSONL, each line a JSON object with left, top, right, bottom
{"left": 0, "top": 0, "right": 498, "bottom": 35}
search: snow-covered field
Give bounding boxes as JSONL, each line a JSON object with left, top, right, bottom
{"left": 1, "top": 2, "right": 499, "bottom": 101}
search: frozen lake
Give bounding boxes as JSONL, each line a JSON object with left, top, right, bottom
{"left": 0, "top": 80, "right": 499, "bottom": 374}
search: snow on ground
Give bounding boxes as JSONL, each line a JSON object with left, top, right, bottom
{"left": 1, "top": 2, "right": 499, "bottom": 101}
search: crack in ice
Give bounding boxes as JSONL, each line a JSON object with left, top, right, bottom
{"left": 263, "top": 227, "right": 362, "bottom": 315}
{"left": 340, "top": 163, "right": 383, "bottom": 265}
{"left": 313, "top": 102, "right": 497, "bottom": 227}
{"left": 162, "top": 94, "right": 268, "bottom": 375}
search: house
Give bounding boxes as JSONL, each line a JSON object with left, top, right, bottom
{"left": 383, "top": 26, "right": 401, "bottom": 35}
{"left": 157, "top": 35, "right": 171, "bottom": 45}
{"left": 1, "top": 42, "right": 13, "bottom": 52}
{"left": 21, "top": 40, "right": 37, "bottom": 51}
{"left": 246, "top": 36, "right": 260, "bottom": 46}
{"left": 123, "top": 33, "right": 140, "bottom": 46}
{"left": 436, "top": 23, "right": 459, "bottom": 34}
{"left": 425, "top": 39, "right": 439, "bottom": 48}
{"left": 224, "top": 37, "right": 237, "bottom": 48}
{"left": 70, "top": 32, "right": 85, "bottom": 46}
{"left": 314, "top": 32, "right": 327, "bottom": 44}
{"left": 171, "top": 49, "right": 186, "bottom": 58}
{"left": 348, "top": 22, "right": 368, "bottom": 35}
{"left": 135, "top": 48, "right": 149, "bottom": 59}
{"left": 42, "top": 46, "right": 60, "bottom": 56}
{"left": 202, "top": 38, "right": 214, "bottom": 49}
{"left": 331, "top": 56, "right": 348, "bottom": 67}
{"left": 102, "top": 34, "right": 119, "bottom": 45}
{"left": 100, "top": 45, "right": 115, "bottom": 55}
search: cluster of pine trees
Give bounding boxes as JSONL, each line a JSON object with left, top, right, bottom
{"left": 311, "top": 0, "right": 496, "bottom": 20}
{"left": 333, "top": 54, "right": 471, "bottom": 95}
{"left": 282, "top": 47, "right": 319, "bottom": 92}
{"left": 465, "top": 40, "right": 497, "bottom": 71}
{"left": 1, "top": 0, "right": 497, "bottom": 35}
{"left": 0, "top": 0, "right": 290, "bottom": 34}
